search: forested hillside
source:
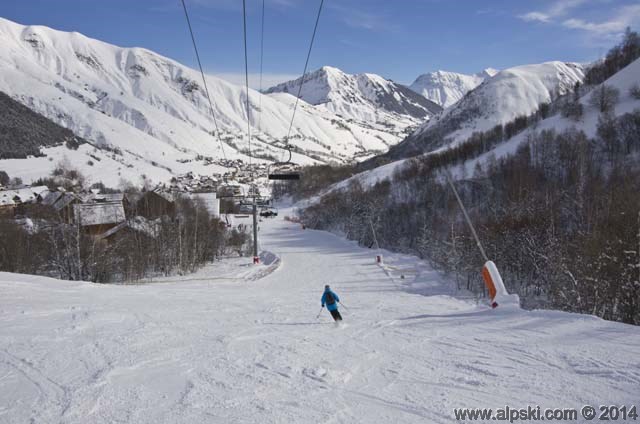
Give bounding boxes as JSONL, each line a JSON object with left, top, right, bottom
{"left": 0, "top": 91, "right": 85, "bottom": 159}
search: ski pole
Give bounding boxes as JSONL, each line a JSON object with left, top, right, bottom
{"left": 316, "top": 307, "right": 324, "bottom": 319}
{"left": 339, "top": 302, "right": 349, "bottom": 310}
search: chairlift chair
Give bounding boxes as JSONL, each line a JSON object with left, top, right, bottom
{"left": 268, "top": 145, "right": 300, "bottom": 180}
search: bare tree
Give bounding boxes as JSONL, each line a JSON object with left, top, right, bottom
{"left": 589, "top": 84, "right": 620, "bottom": 113}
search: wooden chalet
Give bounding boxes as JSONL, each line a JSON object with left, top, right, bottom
{"left": 74, "top": 202, "right": 126, "bottom": 236}
{"left": 136, "top": 190, "right": 177, "bottom": 220}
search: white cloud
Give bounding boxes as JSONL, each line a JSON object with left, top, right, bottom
{"left": 548, "top": 0, "right": 589, "bottom": 17}
{"left": 520, "top": 12, "right": 552, "bottom": 23}
{"left": 518, "top": 0, "right": 588, "bottom": 23}
{"left": 213, "top": 72, "right": 299, "bottom": 90}
{"left": 562, "top": 4, "right": 640, "bottom": 35}
{"left": 518, "top": 1, "right": 640, "bottom": 38}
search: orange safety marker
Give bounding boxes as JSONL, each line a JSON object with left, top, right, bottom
{"left": 482, "top": 260, "right": 507, "bottom": 308}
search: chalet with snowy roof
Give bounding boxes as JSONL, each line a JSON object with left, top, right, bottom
{"left": 74, "top": 202, "right": 126, "bottom": 236}
{"left": 41, "top": 191, "right": 81, "bottom": 223}
{"left": 0, "top": 186, "right": 49, "bottom": 218}
{"left": 82, "top": 192, "right": 132, "bottom": 218}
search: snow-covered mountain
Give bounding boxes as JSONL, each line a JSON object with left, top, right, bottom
{"left": 447, "top": 56, "right": 640, "bottom": 178}
{"left": 409, "top": 68, "right": 498, "bottom": 108}
{"left": 0, "top": 18, "right": 421, "bottom": 186}
{"left": 386, "top": 61, "right": 585, "bottom": 159}
{"left": 264, "top": 66, "right": 441, "bottom": 132}
{"left": 347, "top": 58, "right": 639, "bottom": 191}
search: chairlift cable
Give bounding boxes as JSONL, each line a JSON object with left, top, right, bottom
{"left": 258, "top": 0, "right": 265, "bottom": 134}
{"left": 180, "top": 0, "right": 228, "bottom": 161}
{"left": 242, "top": 0, "right": 253, "bottom": 173}
{"left": 283, "top": 0, "right": 325, "bottom": 158}
{"left": 243, "top": 0, "right": 259, "bottom": 261}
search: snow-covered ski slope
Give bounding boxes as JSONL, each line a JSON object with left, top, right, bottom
{"left": 0, "top": 17, "right": 409, "bottom": 186}
{"left": 1, "top": 214, "right": 639, "bottom": 423}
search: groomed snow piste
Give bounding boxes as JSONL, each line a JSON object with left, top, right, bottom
{"left": 1, "top": 213, "right": 639, "bottom": 423}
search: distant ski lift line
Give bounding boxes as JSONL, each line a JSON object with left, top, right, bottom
{"left": 281, "top": 0, "right": 325, "bottom": 165}
{"left": 179, "top": 0, "right": 228, "bottom": 161}
{"left": 258, "top": 0, "right": 265, "bottom": 134}
{"left": 242, "top": 0, "right": 253, "bottom": 174}
{"left": 266, "top": 0, "right": 324, "bottom": 180}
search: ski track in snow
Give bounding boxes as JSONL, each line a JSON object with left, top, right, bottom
{"left": 1, "top": 214, "right": 639, "bottom": 423}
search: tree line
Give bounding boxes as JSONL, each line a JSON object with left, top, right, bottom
{"left": 0, "top": 91, "right": 85, "bottom": 159}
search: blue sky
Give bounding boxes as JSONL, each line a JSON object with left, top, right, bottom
{"left": 2, "top": 0, "right": 639, "bottom": 87}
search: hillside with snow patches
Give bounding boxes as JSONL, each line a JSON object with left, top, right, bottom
{"left": 265, "top": 66, "right": 441, "bottom": 133}
{"left": 409, "top": 68, "right": 498, "bottom": 108}
{"left": 384, "top": 61, "right": 585, "bottom": 160}
{"left": 450, "top": 56, "right": 640, "bottom": 178}
{"left": 0, "top": 17, "right": 424, "bottom": 187}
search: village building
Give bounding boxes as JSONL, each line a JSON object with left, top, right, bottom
{"left": 95, "top": 216, "right": 158, "bottom": 246}
{"left": 41, "top": 191, "right": 81, "bottom": 223}
{"left": 0, "top": 196, "right": 15, "bottom": 219}
{"left": 74, "top": 202, "right": 126, "bottom": 237}
{"left": 0, "top": 186, "right": 49, "bottom": 218}
{"left": 136, "top": 190, "right": 177, "bottom": 220}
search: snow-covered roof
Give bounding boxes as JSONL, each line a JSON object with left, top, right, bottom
{"left": 0, "top": 196, "right": 16, "bottom": 206}
{"left": 81, "top": 192, "right": 125, "bottom": 203}
{"left": 74, "top": 202, "right": 125, "bottom": 227}
{"left": 0, "top": 186, "right": 49, "bottom": 205}
{"left": 42, "top": 191, "right": 80, "bottom": 211}
{"left": 96, "top": 216, "right": 159, "bottom": 240}
{"left": 152, "top": 189, "right": 177, "bottom": 203}
{"left": 56, "top": 193, "right": 80, "bottom": 211}
{"left": 41, "top": 191, "right": 64, "bottom": 206}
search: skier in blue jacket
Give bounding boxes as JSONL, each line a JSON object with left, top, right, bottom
{"left": 321, "top": 285, "right": 342, "bottom": 321}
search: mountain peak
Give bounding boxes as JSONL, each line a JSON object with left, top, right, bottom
{"left": 317, "top": 65, "right": 344, "bottom": 75}
{"left": 265, "top": 67, "right": 441, "bottom": 125}
{"left": 409, "top": 68, "right": 497, "bottom": 108}
{"left": 477, "top": 68, "right": 499, "bottom": 78}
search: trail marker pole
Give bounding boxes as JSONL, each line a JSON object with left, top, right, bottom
{"left": 444, "top": 172, "right": 509, "bottom": 308}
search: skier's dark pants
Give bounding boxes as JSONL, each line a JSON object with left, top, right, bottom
{"left": 330, "top": 309, "right": 342, "bottom": 321}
